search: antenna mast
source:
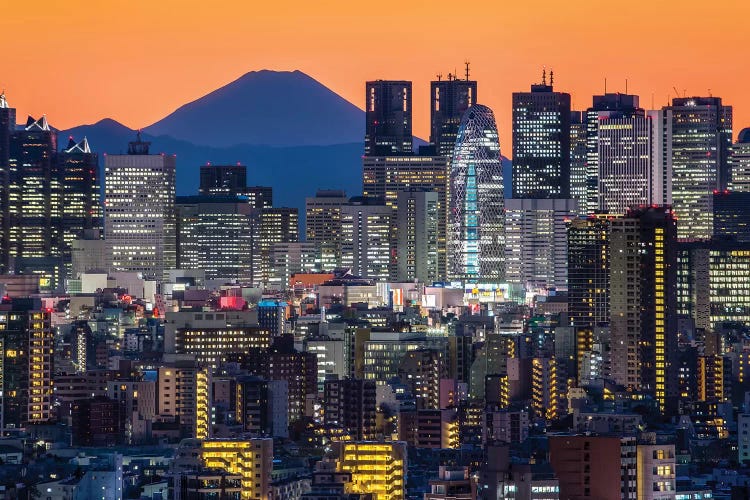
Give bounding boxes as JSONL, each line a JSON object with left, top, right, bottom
{"left": 464, "top": 60, "right": 470, "bottom": 81}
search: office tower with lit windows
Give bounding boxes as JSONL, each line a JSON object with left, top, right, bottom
{"left": 448, "top": 104, "right": 505, "bottom": 282}
{"left": 305, "top": 189, "right": 348, "bottom": 270}
{"left": 504, "top": 198, "right": 578, "bottom": 291}
{"left": 104, "top": 134, "right": 176, "bottom": 281}
{"left": 364, "top": 80, "right": 412, "bottom": 155}
{"left": 730, "top": 128, "right": 750, "bottom": 191}
{"left": 0, "top": 92, "right": 15, "bottom": 274}
{"left": 665, "top": 97, "right": 733, "bottom": 239}
{"left": 362, "top": 155, "right": 449, "bottom": 279}
{"left": 677, "top": 238, "right": 750, "bottom": 333}
{"left": 585, "top": 94, "right": 641, "bottom": 214}
{"left": 566, "top": 215, "right": 613, "bottom": 383}
{"left": 174, "top": 325, "right": 271, "bottom": 369}
{"left": 201, "top": 438, "right": 274, "bottom": 499}
{"left": 56, "top": 137, "right": 102, "bottom": 269}
{"left": 0, "top": 298, "right": 54, "bottom": 431}
{"left": 258, "top": 207, "right": 298, "bottom": 287}
{"left": 323, "top": 378, "right": 377, "bottom": 441}
{"left": 584, "top": 93, "right": 655, "bottom": 214}
{"left": 175, "top": 196, "right": 257, "bottom": 283}
{"left": 396, "top": 189, "right": 439, "bottom": 283}
{"left": 341, "top": 197, "right": 393, "bottom": 281}
{"left": 570, "top": 111, "right": 588, "bottom": 207}
{"left": 7, "top": 115, "right": 63, "bottom": 289}
{"left": 430, "top": 74, "right": 477, "bottom": 157}
{"left": 270, "top": 241, "right": 320, "bottom": 289}
{"left": 199, "top": 163, "right": 272, "bottom": 209}
{"left": 610, "top": 206, "right": 678, "bottom": 414}
{"left": 512, "top": 76, "right": 571, "bottom": 198}
{"left": 335, "top": 441, "right": 406, "bottom": 500}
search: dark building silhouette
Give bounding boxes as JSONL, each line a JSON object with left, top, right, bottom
{"left": 512, "top": 75, "right": 571, "bottom": 198}
{"left": 323, "top": 378, "right": 377, "bottom": 440}
{"left": 713, "top": 190, "right": 750, "bottom": 243}
{"left": 364, "top": 80, "right": 412, "bottom": 155}
{"left": 199, "top": 163, "right": 272, "bottom": 209}
{"left": 71, "top": 396, "right": 126, "bottom": 446}
{"left": 430, "top": 74, "right": 477, "bottom": 158}
{"left": 0, "top": 93, "right": 16, "bottom": 274}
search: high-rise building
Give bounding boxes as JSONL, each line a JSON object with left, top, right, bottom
{"left": 270, "top": 241, "right": 320, "bottom": 289}
{"left": 677, "top": 238, "right": 750, "bottom": 332}
{"left": 610, "top": 206, "right": 678, "bottom": 413}
{"left": 0, "top": 298, "right": 54, "bottom": 430}
{"left": 104, "top": 134, "right": 176, "bottom": 281}
{"left": 597, "top": 102, "right": 652, "bottom": 214}
{"left": 235, "top": 376, "right": 288, "bottom": 438}
{"left": 7, "top": 116, "right": 63, "bottom": 289}
{"left": 730, "top": 128, "right": 750, "bottom": 192}
{"left": 341, "top": 197, "right": 393, "bottom": 281}
{"left": 363, "top": 155, "right": 449, "bottom": 278}
{"left": 584, "top": 93, "right": 656, "bottom": 214}
{"left": 323, "top": 378, "right": 377, "bottom": 441}
{"left": 586, "top": 94, "right": 644, "bottom": 214}
{"left": 0, "top": 92, "right": 16, "bottom": 274}
{"left": 567, "top": 215, "right": 613, "bottom": 383}
{"left": 199, "top": 163, "right": 247, "bottom": 195}
{"left": 549, "top": 435, "right": 637, "bottom": 500}
{"left": 259, "top": 207, "right": 298, "bottom": 287}
{"left": 335, "top": 441, "right": 406, "bottom": 500}
{"left": 56, "top": 137, "right": 101, "bottom": 278}
{"left": 396, "top": 189, "right": 439, "bottom": 283}
{"left": 448, "top": 104, "right": 505, "bottom": 282}
{"left": 365, "top": 80, "right": 412, "bottom": 155}
{"left": 430, "top": 75, "right": 477, "bottom": 157}
{"left": 305, "top": 189, "right": 348, "bottom": 270}
{"left": 570, "top": 111, "right": 588, "bottom": 208}
{"left": 198, "top": 163, "right": 272, "bottom": 208}
{"left": 504, "top": 198, "right": 578, "bottom": 291}
{"left": 512, "top": 76, "right": 571, "bottom": 198}
{"left": 636, "top": 440, "right": 676, "bottom": 500}
{"left": 176, "top": 196, "right": 258, "bottom": 283}
{"left": 665, "top": 97, "right": 733, "bottom": 239}
{"left": 201, "top": 439, "right": 273, "bottom": 499}
{"left": 713, "top": 190, "right": 750, "bottom": 242}
{"left": 174, "top": 325, "right": 271, "bottom": 369}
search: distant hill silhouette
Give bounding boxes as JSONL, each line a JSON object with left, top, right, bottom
{"left": 143, "top": 70, "right": 365, "bottom": 148}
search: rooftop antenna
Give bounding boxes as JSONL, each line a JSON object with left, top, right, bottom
{"left": 542, "top": 67, "right": 547, "bottom": 86}
{"left": 437, "top": 73, "right": 442, "bottom": 82}
{"left": 708, "top": 88, "right": 712, "bottom": 97}
{"left": 550, "top": 69, "right": 554, "bottom": 86}
{"left": 625, "top": 78, "right": 628, "bottom": 94}
{"left": 447, "top": 72, "right": 452, "bottom": 81}
{"left": 605, "top": 78, "right": 607, "bottom": 93}
{"left": 464, "top": 60, "right": 470, "bottom": 81}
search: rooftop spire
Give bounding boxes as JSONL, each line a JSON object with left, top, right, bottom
{"left": 542, "top": 67, "right": 547, "bottom": 86}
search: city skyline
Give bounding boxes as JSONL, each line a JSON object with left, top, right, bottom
{"left": 3, "top": 0, "right": 750, "bottom": 155}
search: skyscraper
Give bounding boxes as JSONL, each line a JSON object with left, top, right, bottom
{"left": 396, "top": 189, "right": 439, "bottom": 283}
{"left": 512, "top": 75, "right": 571, "bottom": 198}
{"left": 0, "top": 92, "right": 17, "bottom": 274}
{"left": 569, "top": 111, "right": 588, "bottom": 208}
{"left": 364, "top": 80, "right": 412, "bottom": 155}
{"left": 362, "top": 155, "right": 449, "bottom": 278}
{"left": 56, "top": 136, "right": 102, "bottom": 277}
{"left": 504, "top": 198, "right": 578, "bottom": 291}
{"left": 585, "top": 93, "right": 655, "bottom": 215}
{"left": 305, "top": 189, "right": 348, "bottom": 270}
{"left": 430, "top": 74, "right": 477, "bottom": 157}
{"left": 341, "top": 197, "right": 393, "bottom": 281}
{"left": 7, "top": 115, "right": 62, "bottom": 288}
{"left": 567, "top": 215, "right": 614, "bottom": 383}
{"left": 199, "top": 163, "right": 272, "bottom": 208}
{"left": 258, "top": 207, "right": 299, "bottom": 287}
{"left": 730, "top": 128, "right": 750, "bottom": 192}
{"left": 666, "top": 97, "right": 733, "bottom": 239}
{"left": 104, "top": 134, "right": 176, "bottom": 281}
{"left": 610, "top": 206, "right": 678, "bottom": 413}
{"left": 448, "top": 105, "right": 505, "bottom": 282}
{"left": 175, "top": 196, "right": 258, "bottom": 283}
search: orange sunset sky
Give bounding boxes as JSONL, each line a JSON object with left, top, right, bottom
{"left": 3, "top": 0, "right": 749, "bottom": 154}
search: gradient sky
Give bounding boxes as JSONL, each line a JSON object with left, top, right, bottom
{"left": 3, "top": 0, "right": 749, "bottom": 155}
